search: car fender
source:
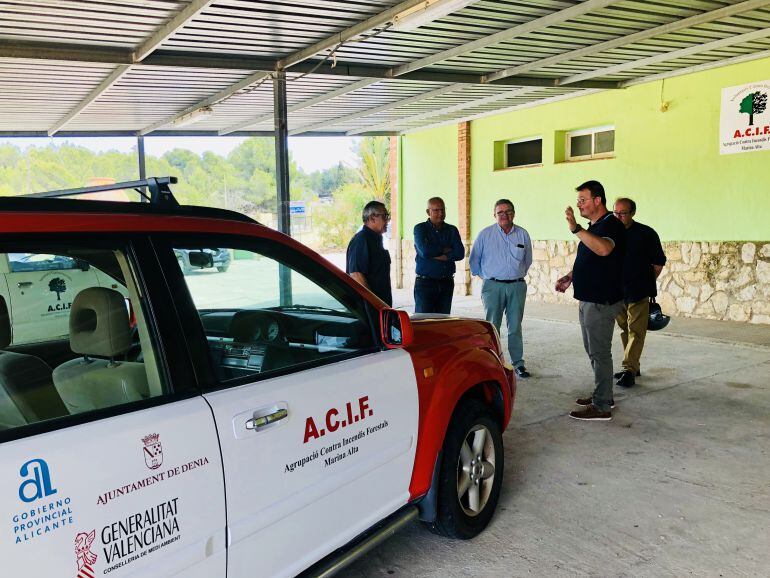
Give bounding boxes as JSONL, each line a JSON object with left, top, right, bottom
{"left": 408, "top": 345, "right": 514, "bottom": 501}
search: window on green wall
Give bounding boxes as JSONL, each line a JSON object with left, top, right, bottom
{"left": 566, "top": 126, "right": 615, "bottom": 161}
{"left": 504, "top": 137, "right": 542, "bottom": 168}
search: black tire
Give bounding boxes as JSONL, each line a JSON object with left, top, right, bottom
{"left": 427, "top": 399, "right": 504, "bottom": 539}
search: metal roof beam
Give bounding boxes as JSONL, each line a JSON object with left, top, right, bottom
{"left": 289, "top": 83, "right": 466, "bottom": 136}
{"left": 484, "top": 0, "right": 770, "bottom": 83}
{"left": 132, "top": 0, "right": 216, "bottom": 62}
{"left": 289, "top": 76, "right": 617, "bottom": 135}
{"left": 402, "top": 89, "right": 601, "bottom": 135}
{"left": 387, "top": 0, "right": 622, "bottom": 78}
{"left": 47, "top": 65, "right": 131, "bottom": 136}
{"left": 620, "top": 48, "right": 770, "bottom": 89}
{"left": 347, "top": 86, "right": 543, "bottom": 135}
{"left": 219, "top": 78, "right": 378, "bottom": 135}
{"left": 136, "top": 0, "right": 429, "bottom": 134}
{"left": 48, "top": 0, "right": 216, "bottom": 136}
{"left": 559, "top": 27, "right": 770, "bottom": 86}
{"left": 277, "top": 0, "right": 427, "bottom": 70}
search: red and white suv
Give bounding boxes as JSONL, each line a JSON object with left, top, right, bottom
{"left": 0, "top": 178, "right": 515, "bottom": 577}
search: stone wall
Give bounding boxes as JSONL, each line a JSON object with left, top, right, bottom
{"left": 397, "top": 239, "right": 770, "bottom": 324}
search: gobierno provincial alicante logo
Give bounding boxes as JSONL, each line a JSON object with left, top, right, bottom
{"left": 720, "top": 79, "right": 770, "bottom": 155}
{"left": 12, "top": 457, "right": 76, "bottom": 545}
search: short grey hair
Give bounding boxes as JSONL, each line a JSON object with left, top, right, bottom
{"left": 362, "top": 200, "right": 387, "bottom": 223}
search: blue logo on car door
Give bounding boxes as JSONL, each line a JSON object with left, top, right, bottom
{"left": 18, "top": 458, "right": 57, "bottom": 503}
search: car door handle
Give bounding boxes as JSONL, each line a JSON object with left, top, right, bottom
{"left": 17, "top": 281, "right": 32, "bottom": 288}
{"left": 245, "top": 408, "right": 288, "bottom": 431}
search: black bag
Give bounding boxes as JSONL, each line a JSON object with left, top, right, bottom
{"left": 648, "top": 297, "right": 670, "bottom": 331}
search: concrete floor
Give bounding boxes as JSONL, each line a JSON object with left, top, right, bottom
{"left": 340, "top": 291, "right": 770, "bottom": 577}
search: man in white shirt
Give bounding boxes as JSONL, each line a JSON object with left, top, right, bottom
{"left": 469, "top": 199, "right": 533, "bottom": 378}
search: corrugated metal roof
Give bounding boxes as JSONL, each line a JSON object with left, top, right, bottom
{"left": 0, "top": 0, "right": 769, "bottom": 136}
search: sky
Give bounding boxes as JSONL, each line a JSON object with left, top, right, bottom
{"left": 0, "top": 136, "right": 360, "bottom": 173}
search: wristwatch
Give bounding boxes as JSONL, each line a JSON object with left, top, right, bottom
{"left": 571, "top": 224, "right": 583, "bottom": 234}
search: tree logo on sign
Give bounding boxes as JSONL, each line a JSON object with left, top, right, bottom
{"left": 739, "top": 91, "right": 768, "bottom": 126}
{"left": 49, "top": 277, "right": 67, "bottom": 301}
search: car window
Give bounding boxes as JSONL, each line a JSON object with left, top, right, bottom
{"left": 0, "top": 247, "right": 166, "bottom": 435}
{"left": 173, "top": 242, "right": 376, "bottom": 384}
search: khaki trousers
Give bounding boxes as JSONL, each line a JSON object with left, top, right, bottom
{"left": 615, "top": 298, "right": 650, "bottom": 374}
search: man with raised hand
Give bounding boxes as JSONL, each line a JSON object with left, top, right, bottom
{"left": 556, "top": 181, "right": 625, "bottom": 421}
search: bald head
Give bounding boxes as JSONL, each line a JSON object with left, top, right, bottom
{"left": 426, "top": 197, "right": 446, "bottom": 228}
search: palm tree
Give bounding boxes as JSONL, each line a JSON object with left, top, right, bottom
{"left": 356, "top": 137, "right": 390, "bottom": 203}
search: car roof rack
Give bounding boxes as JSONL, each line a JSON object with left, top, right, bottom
{"left": 4, "top": 176, "right": 258, "bottom": 224}
{"left": 25, "top": 176, "right": 179, "bottom": 206}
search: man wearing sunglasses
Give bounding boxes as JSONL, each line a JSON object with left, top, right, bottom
{"left": 469, "top": 199, "right": 533, "bottom": 378}
{"left": 612, "top": 197, "right": 666, "bottom": 388}
{"left": 346, "top": 200, "right": 393, "bottom": 306}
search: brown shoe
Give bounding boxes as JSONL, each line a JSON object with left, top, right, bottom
{"left": 570, "top": 404, "right": 612, "bottom": 421}
{"left": 576, "top": 397, "right": 615, "bottom": 409}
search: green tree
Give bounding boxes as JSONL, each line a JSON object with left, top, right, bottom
{"left": 313, "top": 183, "right": 370, "bottom": 250}
{"left": 355, "top": 137, "right": 390, "bottom": 204}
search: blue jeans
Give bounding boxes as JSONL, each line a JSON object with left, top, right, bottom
{"left": 481, "top": 279, "right": 527, "bottom": 367}
{"left": 414, "top": 277, "right": 454, "bottom": 314}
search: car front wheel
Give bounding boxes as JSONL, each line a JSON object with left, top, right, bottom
{"left": 428, "top": 399, "right": 504, "bottom": 539}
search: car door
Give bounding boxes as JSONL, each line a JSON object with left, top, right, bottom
{"left": 158, "top": 234, "right": 420, "bottom": 578}
{"left": 0, "top": 237, "right": 226, "bottom": 578}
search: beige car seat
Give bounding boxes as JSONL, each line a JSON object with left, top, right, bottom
{"left": 53, "top": 287, "right": 149, "bottom": 414}
{"left": 0, "top": 296, "right": 67, "bottom": 428}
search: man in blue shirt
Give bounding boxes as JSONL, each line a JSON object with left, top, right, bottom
{"left": 346, "top": 201, "right": 392, "bottom": 306}
{"left": 469, "top": 199, "right": 533, "bottom": 378}
{"left": 413, "top": 197, "right": 465, "bottom": 314}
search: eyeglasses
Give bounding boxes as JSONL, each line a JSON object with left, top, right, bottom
{"left": 373, "top": 212, "right": 390, "bottom": 221}
{"left": 576, "top": 197, "right": 591, "bottom": 205}
{"left": 613, "top": 211, "right": 631, "bottom": 217}
{"left": 495, "top": 210, "right": 514, "bottom": 216}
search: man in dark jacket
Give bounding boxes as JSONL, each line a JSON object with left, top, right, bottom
{"left": 612, "top": 197, "right": 667, "bottom": 387}
{"left": 413, "top": 197, "right": 465, "bottom": 314}
{"left": 346, "top": 201, "right": 392, "bottom": 306}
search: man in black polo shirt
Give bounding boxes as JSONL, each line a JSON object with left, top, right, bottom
{"left": 612, "top": 197, "right": 666, "bottom": 387}
{"left": 346, "top": 200, "right": 392, "bottom": 306}
{"left": 555, "top": 180, "right": 625, "bottom": 421}
{"left": 413, "top": 197, "right": 465, "bottom": 314}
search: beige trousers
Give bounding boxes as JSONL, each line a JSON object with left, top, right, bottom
{"left": 615, "top": 298, "right": 650, "bottom": 374}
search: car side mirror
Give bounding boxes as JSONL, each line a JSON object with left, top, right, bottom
{"left": 188, "top": 251, "right": 214, "bottom": 269}
{"left": 380, "top": 308, "right": 413, "bottom": 348}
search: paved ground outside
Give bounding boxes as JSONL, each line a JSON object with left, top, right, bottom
{"left": 339, "top": 288, "right": 770, "bottom": 577}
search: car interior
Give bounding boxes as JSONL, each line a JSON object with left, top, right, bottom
{"left": 0, "top": 249, "right": 162, "bottom": 431}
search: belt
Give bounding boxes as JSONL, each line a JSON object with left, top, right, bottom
{"left": 417, "top": 275, "right": 454, "bottom": 280}
{"left": 490, "top": 278, "right": 525, "bottom": 283}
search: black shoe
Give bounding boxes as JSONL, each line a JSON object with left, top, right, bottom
{"left": 569, "top": 404, "right": 612, "bottom": 421}
{"left": 514, "top": 365, "right": 531, "bottom": 378}
{"left": 616, "top": 370, "right": 636, "bottom": 387}
{"left": 576, "top": 396, "right": 615, "bottom": 409}
{"left": 614, "top": 369, "right": 640, "bottom": 378}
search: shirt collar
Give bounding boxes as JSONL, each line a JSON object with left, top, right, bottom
{"left": 496, "top": 223, "right": 516, "bottom": 235}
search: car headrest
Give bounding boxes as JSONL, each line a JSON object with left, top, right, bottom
{"left": 0, "top": 296, "right": 10, "bottom": 348}
{"left": 70, "top": 287, "right": 131, "bottom": 357}
{"left": 229, "top": 310, "right": 265, "bottom": 343}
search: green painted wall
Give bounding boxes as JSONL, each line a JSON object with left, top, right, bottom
{"left": 400, "top": 124, "right": 458, "bottom": 238}
{"left": 400, "top": 55, "right": 770, "bottom": 242}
